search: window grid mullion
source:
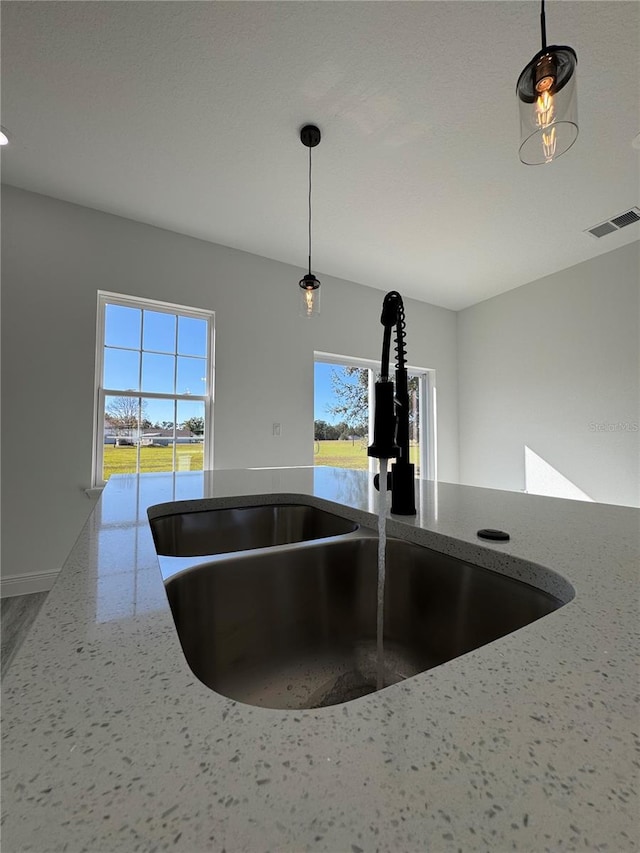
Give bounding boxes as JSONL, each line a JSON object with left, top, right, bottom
{"left": 173, "top": 318, "right": 178, "bottom": 474}
{"left": 173, "top": 400, "right": 177, "bottom": 474}
{"left": 134, "top": 397, "right": 139, "bottom": 474}
{"left": 138, "top": 310, "right": 145, "bottom": 396}
{"left": 105, "top": 343, "right": 208, "bottom": 359}
{"left": 102, "top": 388, "right": 207, "bottom": 402}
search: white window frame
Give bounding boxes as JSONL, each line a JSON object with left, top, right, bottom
{"left": 92, "top": 291, "right": 215, "bottom": 487}
{"left": 314, "top": 352, "right": 436, "bottom": 480}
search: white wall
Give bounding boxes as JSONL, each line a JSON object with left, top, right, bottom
{"left": 458, "top": 241, "right": 640, "bottom": 508}
{"left": 1, "top": 186, "right": 459, "bottom": 584}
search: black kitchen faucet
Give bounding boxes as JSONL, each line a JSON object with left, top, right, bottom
{"left": 368, "top": 290, "right": 416, "bottom": 516}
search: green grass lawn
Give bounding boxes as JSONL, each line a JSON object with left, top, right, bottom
{"left": 103, "top": 444, "right": 204, "bottom": 480}
{"left": 313, "top": 439, "right": 420, "bottom": 472}
{"left": 103, "top": 439, "right": 419, "bottom": 479}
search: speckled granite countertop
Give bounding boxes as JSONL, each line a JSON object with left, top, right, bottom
{"left": 2, "top": 468, "right": 638, "bottom": 853}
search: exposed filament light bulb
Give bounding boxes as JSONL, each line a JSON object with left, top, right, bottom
{"left": 541, "top": 126, "right": 557, "bottom": 162}
{"left": 535, "top": 87, "right": 557, "bottom": 162}
{"left": 299, "top": 272, "right": 320, "bottom": 317}
{"left": 535, "top": 89, "right": 555, "bottom": 128}
{"left": 304, "top": 287, "right": 315, "bottom": 316}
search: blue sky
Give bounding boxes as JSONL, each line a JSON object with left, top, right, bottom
{"left": 314, "top": 363, "right": 363, "bottom": 425}
{"left": 314, "top": 363, "right": 336, "bottom": 423}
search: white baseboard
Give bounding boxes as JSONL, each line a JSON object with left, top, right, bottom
{"left": 1, "top": 570, "right": 60, "bottom": 598}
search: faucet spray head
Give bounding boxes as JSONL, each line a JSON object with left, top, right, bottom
{"left": 367, "top": 381, "right": 399, "bottom": 460}
{"left": 380, "top": 291, "right": 402, "bottom": 327}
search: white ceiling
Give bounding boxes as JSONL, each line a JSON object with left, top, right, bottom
{"left": 2, "top": 1, "right": 639, "bottom": 310}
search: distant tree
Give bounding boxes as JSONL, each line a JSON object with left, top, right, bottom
{"left": 106, "top": 397, "right": 147, "bottom": 435}
{"left": 329, "top": 366, "right": 419, "bottom": 438}
{"left": 314, "top": 419, "right": 351, "bottom": 441}
{"left": 314, "top": 420, "right": 330, "bottom": 440}
{"left": 182, "top": 416, "right": 205, "bottom": 436}
{"left": 333, "top": 422, "right": 350, "bottom": 440}
{"left": 326, "top": 422, "right": 345, "bottom": 440}
{"left": 329, "top": 367, "right": 369, "bottom": 432}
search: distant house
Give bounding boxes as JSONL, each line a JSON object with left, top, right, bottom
{"left": 104, "top": 425, "right": 200, "bottom": 446}
{"left": 138, "top": 428, "right": 198, "bottom": 447}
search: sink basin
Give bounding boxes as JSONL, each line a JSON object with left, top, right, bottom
{"left": 149, "top": 503, "right": 358, "bottom": 557}
{"left": 164, "top": 534, "right": 570, "bottom": 710}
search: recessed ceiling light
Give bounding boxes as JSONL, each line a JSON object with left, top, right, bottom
{"left": 632, "top": 132, "right": 640, "bottom": 151}
{"left": 0, "top": 127, "right": 9, "bottom": 146}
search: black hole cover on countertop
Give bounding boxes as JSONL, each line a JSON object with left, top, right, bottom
{"left": 477, "top": 528, "right": 510, "bottom": 541}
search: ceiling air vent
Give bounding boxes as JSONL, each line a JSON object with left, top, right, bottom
{"left": 611, "top": 209, "right": 640, "bottom": 228}
{"left": 586, "top": 207, "right": 640, "bottom": 238}
{"left": 588, "top": 222, "right": 617, "bottom": 238}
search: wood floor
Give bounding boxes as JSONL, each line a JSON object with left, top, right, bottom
{"left": 1, "top": 592, "right": 48, "bottom": 681}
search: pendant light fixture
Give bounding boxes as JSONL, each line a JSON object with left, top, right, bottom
{"left": 299, "top": 124, "right": 321, "bottom": 317}
{"left": 517, "top": 0, "right": 578, "bottom": 165}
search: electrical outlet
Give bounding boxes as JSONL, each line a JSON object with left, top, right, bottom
{"left": 272, "top": 423, "right": 281, "bottom": 437}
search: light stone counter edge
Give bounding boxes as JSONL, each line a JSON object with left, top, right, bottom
{"left": 2, "top": 467, "right": 638, "bottom": 853}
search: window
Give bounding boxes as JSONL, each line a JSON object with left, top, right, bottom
{"left": 93, "top": 292, "right": 214, "bottom": 486}
{"left": 314, "top": 353, "right": 435, "bottom": 479}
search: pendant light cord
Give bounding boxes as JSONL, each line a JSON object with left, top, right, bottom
{"left": 308, "top": 144, "right": 312, "bottom": 276}
{"left": 540, "top": 0, "right": 547, "bottom": 50}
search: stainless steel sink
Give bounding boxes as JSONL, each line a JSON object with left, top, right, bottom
{"left": 164, "top": 534, "right": 569, "bottom": 710}
{"left": 149, "top": 503, "right": 358, "bottom": 557}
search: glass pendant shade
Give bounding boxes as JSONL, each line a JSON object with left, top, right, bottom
{"left": 299, "top": 274, "right": 321, "bottom": 318}
{"left": 517, "top": 46, "right": 578, "bottom": 165}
